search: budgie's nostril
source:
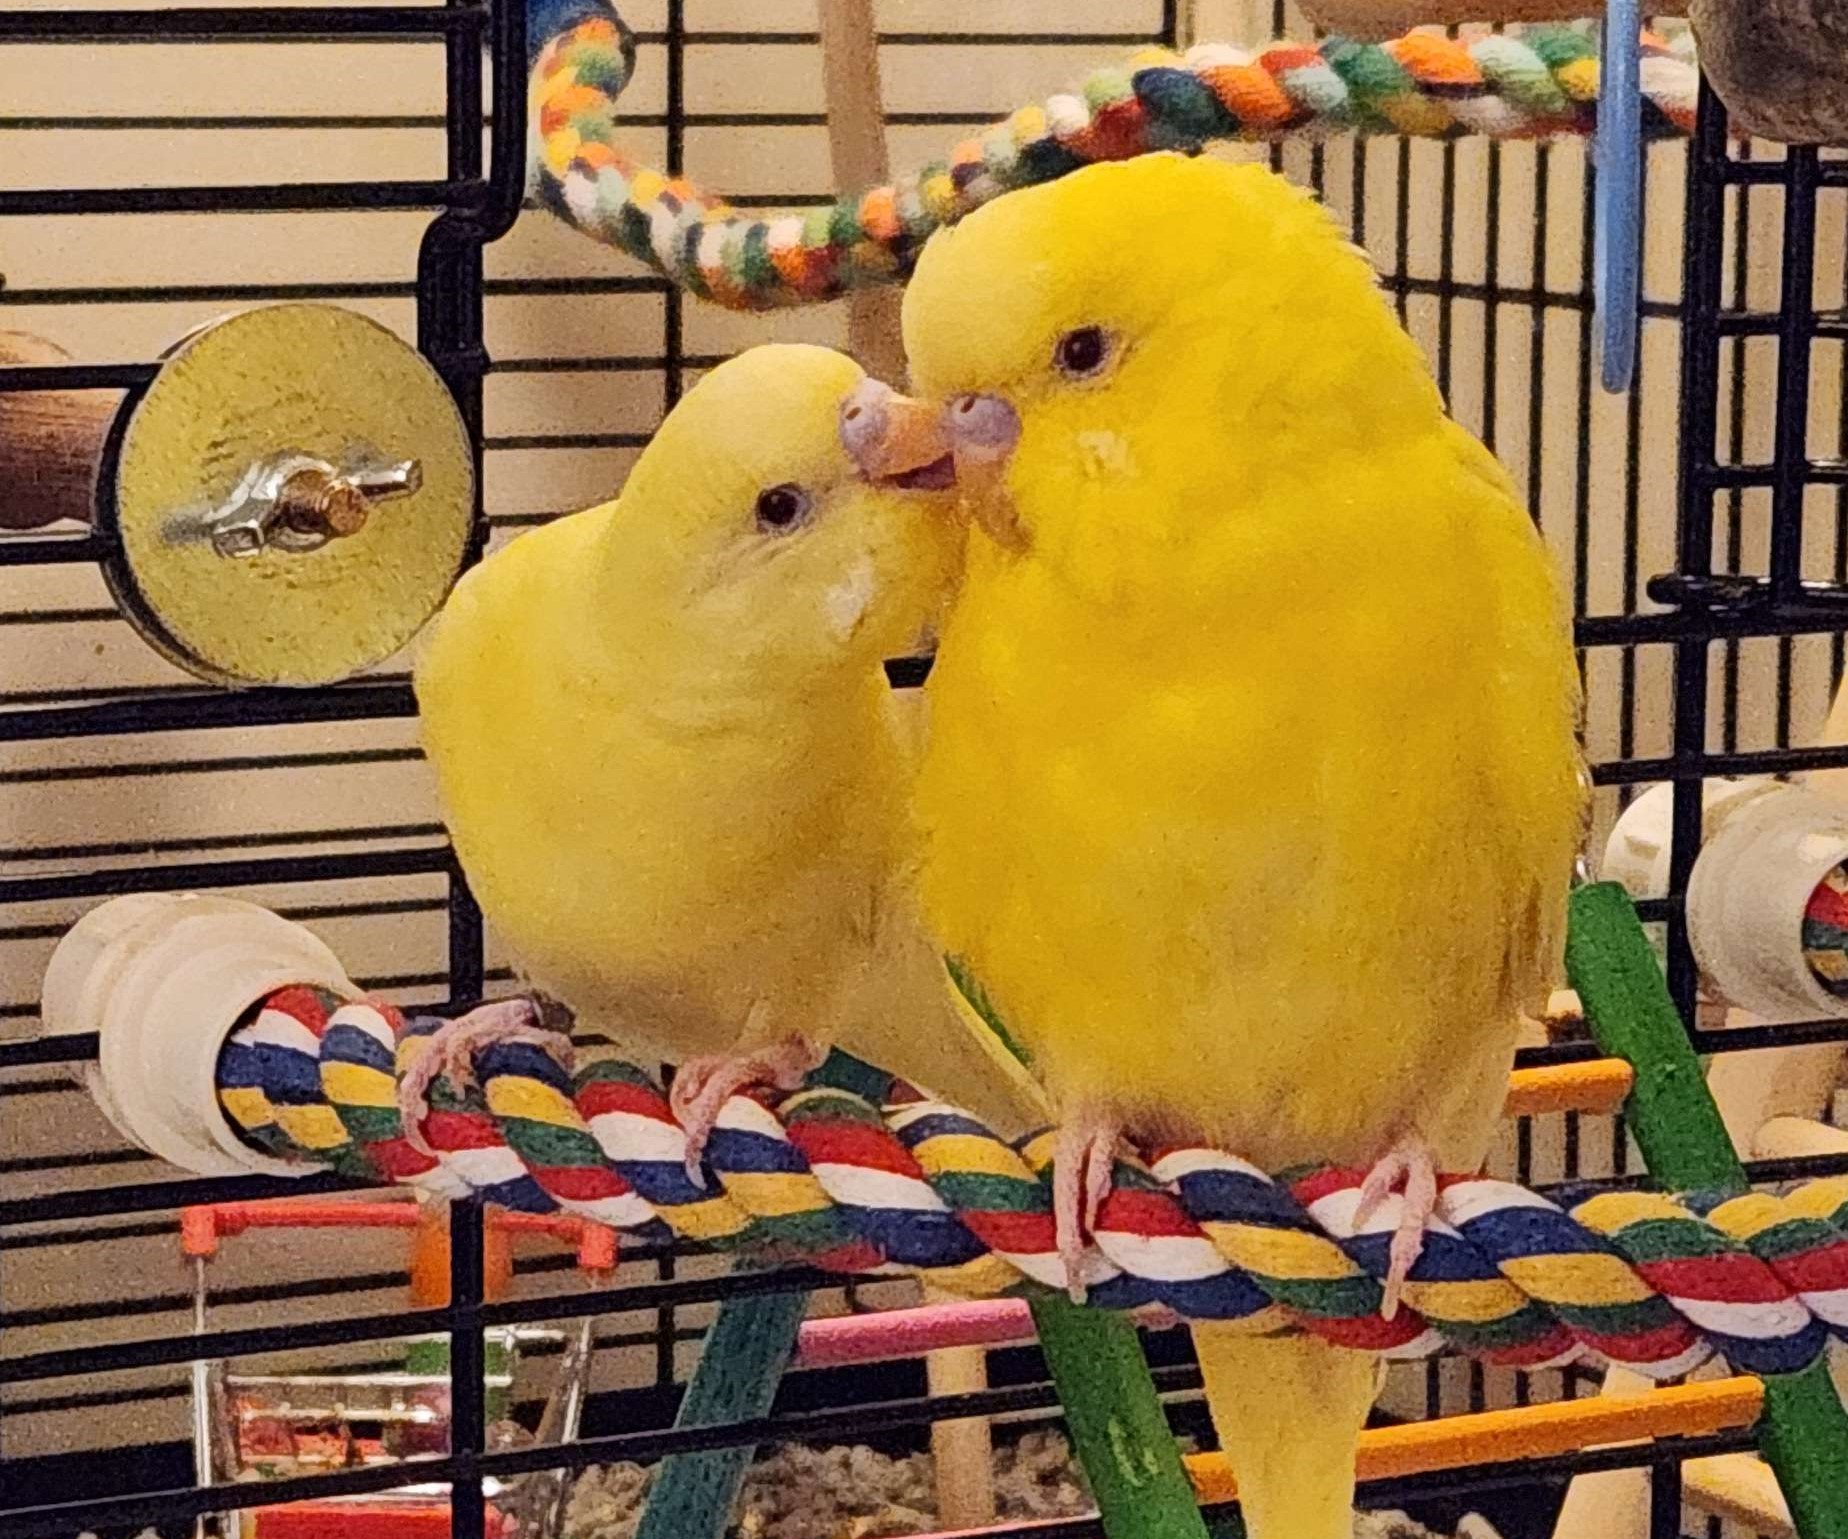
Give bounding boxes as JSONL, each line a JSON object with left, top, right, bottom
{"left": 944, "top": 393, "right": 1021, "bottom": 460}
{"left": 839, "top": 379, "right": 895, "bottom": 475}
{"left": 840, "top": 378, "right": 957, "bottom": 488}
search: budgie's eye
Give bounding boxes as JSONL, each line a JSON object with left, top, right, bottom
{"left": 754, "top": 483, "right": 813, "bottom": 533}
{"left": 1052, "top": 326, "right": 1111, "bottom": 380}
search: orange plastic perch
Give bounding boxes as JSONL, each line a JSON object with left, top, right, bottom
{"left": 1503, "top": 1058, "right": 1636, "bottom": 1119}
{"left": 180, "top": 1198, "right": 617, "bottom": 1270}
{"left": 1185, "top": 1377, "right": 1766, "bottom": 1504}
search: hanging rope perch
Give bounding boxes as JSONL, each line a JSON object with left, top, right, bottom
{"left": 530, "top": 11, "right": 1699, "bottom": 311}
{"left": 219, "top": 981, "right": 1848, "bottom": 1383}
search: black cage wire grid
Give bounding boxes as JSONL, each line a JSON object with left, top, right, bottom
{"left": 1, "top": 4, "right": 1847, "bottom": 1538}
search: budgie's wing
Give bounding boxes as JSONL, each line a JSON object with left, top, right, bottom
{"left": 835, "top": 880, "right": 1051, "bottom": 1139}
{"left": 1188, "top": 426, "right": 1579, "bottom": 1539}
{"left": 1446, "top": 417, "right": 1588, "bottom": 1023}
{"left": 1442, "top": 415, "right": 1524, "bottom": 503}
{"left": 1386, "top": 419, "right": 1585, "bottom": 1172}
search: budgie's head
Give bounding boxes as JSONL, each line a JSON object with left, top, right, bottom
{"left": 618, "top": 343, "right": 960, "bottom": 678}
{"left": 895, "top": 153, "right": 1433, "bottom": 595}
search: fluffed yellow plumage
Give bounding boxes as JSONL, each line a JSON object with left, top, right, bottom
{"left": 890, "top": 155, "right": 1586, "bottom": 1538}
{"left": 413, "top": 343, "right": 1044, "bottom": 1148}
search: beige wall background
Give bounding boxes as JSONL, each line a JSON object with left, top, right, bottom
{"left": 0, "top": 0, "right": 1833, "bottom": 1509}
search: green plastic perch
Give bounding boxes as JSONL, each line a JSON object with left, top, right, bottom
{"left": 1031, "top": 1295, "right": 1215, "bottom": 1539}
{"left": 634, "top": 1282, "right": 811, "bottom": 1539}
{"left": 1566, "top": 881, "right": 1848, "bottom": 1539}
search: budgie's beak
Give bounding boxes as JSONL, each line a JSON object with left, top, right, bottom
{"left": 942, "top": 393, "right": 1025, "bottom": 551}
{"left": 839, "top": 379, "right": 957, "bottom": 491}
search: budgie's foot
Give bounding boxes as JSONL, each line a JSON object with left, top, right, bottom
{"left": 1052, "top": 1105, "right": 1124, "bottom": 1304}
{"left": 670, "top": 1033, "right": 827, "bottom": 1184}
{"left": 397, "top": 997, "right": 571, "bottom": 1156}
{"left": 1352, "top": 1131, "right": 1439, "bottom": 1321}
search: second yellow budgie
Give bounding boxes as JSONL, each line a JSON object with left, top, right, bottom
{"left": 414, "top": 343, "right": 1043, "bottom": 1162}
{"left": 849, "top": 155, "right": 1586, "bottom": 1539}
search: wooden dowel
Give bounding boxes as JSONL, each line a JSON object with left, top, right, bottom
{"left": 0, "top": 331, "right": 120, "bottom": 530}
{"left": 1754, "top": 1115, "right": 1848, "bottom": 1160}
{"left": 1028, "top": 1295, "right": 1210, "bottom": 1539}
{"left": 1293, "top": 0, "right": 1687, "bottom": 38}
{"left": 634, "top": 1285, "right": 812, "bottom": 1539}
{"left": 1556, "top": 1000, "right": 1846, "bottom": 1539}
{"left": 1543, "top": 988, "right": 1583, "bottom": 1030}
{"left": 1568, "top": 881, "right": 1848, "bottom": 1539}
{"left": 1685, "top": 1451, "right": 1796, "bottom": 1537}
{"left": 926, "top": 1336, "right": 999, "bottom": 1530}
{"left": 817, "top": 7, "right": 999, "bottom": 1526}
{"left": 818, "top": 0, "right": 906, "bottom": 386}
{"left": 933, "top": 1387, "right": 1768, "bottom": 1539}
{"left": 1549, "top": 1363, "right": 1659, "bottom": 1539}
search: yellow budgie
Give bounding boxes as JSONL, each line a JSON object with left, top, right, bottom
{"left": 414, "top": 343, "right": 1043, "bottom": 1161}
{"left": 853, "top": 155, "right": 1586, "bottom": 1539}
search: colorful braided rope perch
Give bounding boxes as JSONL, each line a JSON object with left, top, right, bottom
{"left": 532, "top": 11, "right": 1700, "bottom": 311}
{"left": 222, "top": 981, "right": 1848, "bottom": 1385}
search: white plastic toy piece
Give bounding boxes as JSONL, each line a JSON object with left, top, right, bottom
{"left": 1604, "top": 774, "right": 1848, "bottom": 1017}
{"left": 39, "top": 891, "right": 354, "bottom": 1177}
{"left": 1686, "top": 781, "right": 1848, "bottom": 1020}
{"left": 1598, "top": 776, "right": 1785, "bottom": 972}
{"left": 1597, "top": 773, "right": 1848, "bottom": 1018}
{"left": 1598, "top": 776, "right": 1786, "bottom": 908}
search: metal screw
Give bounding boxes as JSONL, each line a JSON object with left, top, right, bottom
{"left": 177, "top": 452, "right": 423, "bottom": 559}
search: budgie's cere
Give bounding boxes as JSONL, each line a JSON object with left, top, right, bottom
{"left": 414, "top": 344, "right": 1041, "bottom": 1167}
{"left": 864, "top": 154, "right": 1585, "bottom": 1539}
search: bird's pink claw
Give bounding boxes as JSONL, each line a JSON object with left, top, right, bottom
{"left": 669, "top": 1033, "right": 825, "bottom": 1186}
{"left": 1084, "top": 1129, "right": 1116, "bottom": 1235}
{"left": 1353, "top": 1132, "right": 1439, "bottom": 1321}
{"left": 397, "top": 998, "right": 566, "bottom": 1158}
{"left": 1052, "top": 1108, "right": 1123, "bottom": 1304}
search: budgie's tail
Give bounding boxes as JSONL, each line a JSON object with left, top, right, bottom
{"left": 1191, "top": 1324, "right": 1380, "bottom": 1539}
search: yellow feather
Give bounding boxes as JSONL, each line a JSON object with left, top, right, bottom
{"left": 903, "top": 155, "right": 1585, "bottom": 1537}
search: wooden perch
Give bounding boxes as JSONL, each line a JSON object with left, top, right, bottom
{"left": 1754, "top": 1115, "right": 1848, "bottom": 1160}
{"left": 0, "top": 331, "right": 119, "bottom": 530}
{"left": 1689, "top": 0, "right": 1848, "bottom": 145}
{"left": 1685, "top": 1450, "right": 1798, "bottom": 1537}
{"left": 1294, "top": 0, "right": 1686, "bottom": 39}
{"left": 818, "top": 0, "right": 906, "bottom": 386}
